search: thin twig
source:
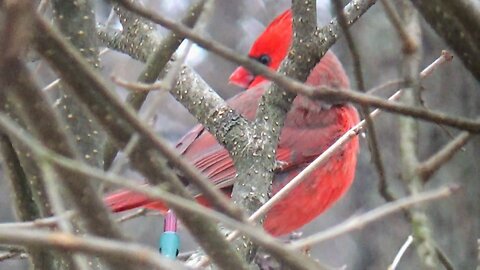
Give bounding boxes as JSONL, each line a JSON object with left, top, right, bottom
{"left": 416, "top": 130, "right": 473, "bottom": 181}
{"left": 0, "top": 229, "right": 190, "bottom": 270}
{"left": 116, "top": 208, "right": 148, "bottom": 223}
{"left": 419, "top": 50, "right": 453, "bottom": 78}
{"left": 388, "top": 235, "right": 414, "bottom": 270}
{"left": 111, "top": 76, "right": 168, "bottom": 92}
{"left": 289, "top": 185, "right": 458, "bottom": 249}
{"left": 0, "top": 212, "right": 75, "bottom": 230}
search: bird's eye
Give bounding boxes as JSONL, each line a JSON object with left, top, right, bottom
{"left": 256, "top": 54, "right": 271, "bottom": 65}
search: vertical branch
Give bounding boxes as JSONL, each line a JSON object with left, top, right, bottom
{"left": 0, "top": 136, "right": 58, "bottom": 270}
{"left": 0, "top": 0, "right": 53, "bottom": 220}
{"left": 50, "top": 0, "right": 105, "bottom": 171}
{"left": 229, "top": 0, "right": 318, "bottom": 261}
{"left": 39, "top": 161, "right": 90, "bottom": 270}
{"left": 398, "top": 2, "right": 439, "bottom": 269}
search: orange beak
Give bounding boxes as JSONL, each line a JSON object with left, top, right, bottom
{"left": 229, "top": 66, "right": 254, "bottom": 89}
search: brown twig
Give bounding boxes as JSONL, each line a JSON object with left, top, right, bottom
{"left": 289, "top": 185, "right": 458, "bottom": 249}
{"left": 416, "top": 131, "right": 473, "bottom": 181}
{"left": 0, "top": 212, "right": 74, "bottom": 230}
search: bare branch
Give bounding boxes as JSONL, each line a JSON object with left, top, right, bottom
{"left": 0, "top": 229, "right": 190, "bottom": 270}
{"left": 289, "top": 185, "right": 458, "bottom": 249}
{"left": 398, "top": 3, "right": 440, "bottom": 268}
{"left": 417, "top": 131, "right": 473, "bottom": 181}
{"left": 305, "top": 85, "right": 480, "bottom": 132}
{"left": 0, "top": 135, "right": 58, "bottom": 269}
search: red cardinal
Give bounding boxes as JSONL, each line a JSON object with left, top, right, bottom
{"left": 106, "top": 10, "right": 359, "bottom": 236}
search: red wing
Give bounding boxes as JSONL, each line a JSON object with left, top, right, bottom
{"left": 178, "top": 126, "right": 237, "bottom": 190}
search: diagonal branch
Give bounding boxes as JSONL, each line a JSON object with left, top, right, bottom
{"left": 416, "top": 130, "right": 474, "bottom": 181}
{"left": 289, "top": 185, "right": 458, "bottom": 249}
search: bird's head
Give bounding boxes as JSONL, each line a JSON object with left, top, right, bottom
{"left": 229, "top": 10, "right": 293, "bottom": 89}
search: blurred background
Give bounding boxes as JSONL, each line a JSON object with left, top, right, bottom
{"left": 1, "top": 0, "right": 479, "bottom": 269}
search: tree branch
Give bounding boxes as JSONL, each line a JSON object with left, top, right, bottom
{"left": 0, "top": 136, "right": 58, "bottom": 269}
{"left": 103, "top": 0, "right": 207, "bottom": 169}
{"left": 409, "top": 0, "right": 480, "bottom": 82}
{"left": 0, "top": 229, "right": 190, "bottom": 270}
{"left": 289, "top": 185, "right": 458, "bottom": 249}
{"left": 398, "top": 3, "right": 439, "bottom": 268}
{"left": 417, "top": 130, "right": 473, "bottom": 181}
{"left": 50, "top": 0, "right": 105, "bottom": 170}
{"left": 33, "top": 12, "right": 251, "bottom": 270}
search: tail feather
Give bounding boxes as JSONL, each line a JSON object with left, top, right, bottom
{"left": 104, "top": 190, "right": 168, "bottom": 213}
{"left": 105, "top": 187, "right": 233, "bottom": 214}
